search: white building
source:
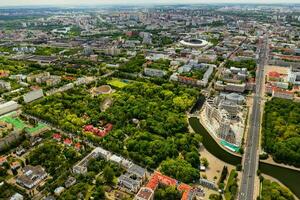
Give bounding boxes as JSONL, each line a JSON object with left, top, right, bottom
{"left": 10, "top": 193, "right": 24, "bottom": 200}
{"left": 23, "top": 89, "right": 44, "bottom": 103}
{"left": 16, "top": 165, "right": 47, "bottom": 189}
{"left": 73, "top": 147, "right": 107, "bottom": 174}
{"left": 144, "top": 68, "right": 167, "bottom": 78}
{"left": 0, "top": 80, "right": 11, "bottom": 90}
{"left": 288, "top": 66, "right": 300, "bottom": 85}
{"left": 203, "top": 96, "right": 244, "bottom": 146}
{"left": 104, "top": 47, "right": 121, "bottom": 56}
{"left": 0, "top": 101, "right": 19, "bottom": 116}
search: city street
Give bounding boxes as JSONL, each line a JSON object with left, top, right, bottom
{"left": 239, "top": 34, "right": 268, "bottom": 200}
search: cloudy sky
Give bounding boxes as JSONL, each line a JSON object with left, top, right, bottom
{"left": 1, "top": 0, "right": 300, "bottom": 6}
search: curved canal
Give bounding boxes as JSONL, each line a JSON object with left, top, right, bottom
{"left": 189, "top": 116, "right": 300, "bottom": 198}
{"left": 189, "top": 117, "right": 242, "bottom": 166}
{"left": 259, "top": 161, "right": 300, "bottom": 198}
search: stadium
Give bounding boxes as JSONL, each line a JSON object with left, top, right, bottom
{"left": 179, "top": 38, "right": 209, "bottom": 48}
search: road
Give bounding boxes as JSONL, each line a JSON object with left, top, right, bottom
{"left": 204, "top": 36, "right": 247, "bottom": 96}
{"left": 239, "top": 34, "right": 268, "bottom": 200}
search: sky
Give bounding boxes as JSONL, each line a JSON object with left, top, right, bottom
{"left": 1, "top": 0, "right": 300, "bottom": 6}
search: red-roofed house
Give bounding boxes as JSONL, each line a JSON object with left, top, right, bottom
{"left": 157, "top": 173, "right": 177, "bottom": 186}
{"left": 0, "top": 70, "right": 9, "bottom": 77}
{"left": 64, "top": 138, "right": 72, "bottom": 146}
{"left": 10, "top": 161, "right": 21, "bottom": 170}
{"left": 0, "top": 156, "right": 7, "bottom": 165}
{"left": 268, "top": 71, "right": 281, "bottom": 81}
{"left": 178, "top": 75, "right": 199, "bottom": 86}
{"left": 136, "top": 171, "right": 193, "bottom": 200}
{"left": 104, "top": 123, "right": 113, "bottom": 132}
{"left": 135, "top": 187, "right": 154, "bottom": 200}
{"left": 53, "top": 133, "right": 62, "bottom": 141}
{"left": 83, "top": 124, "right": 113, "bottom": 138}
{"left": 75, "top": 143, "right": 81, "bottom": 151}
{"left": 146, "top": 174, "right": 159, "bottom": 191}
{"left": 273, "top": 87, "right": 294, "bottom": 100}
{"left": 84, "top": 125, "right": 94, "bottom": 132}
{"left": 178, "top": 183, "right": 193, "bottom": 200}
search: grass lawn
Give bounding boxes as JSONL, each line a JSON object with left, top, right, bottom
{"left": 108, "top": 79, "right": 128, "bottom": 88}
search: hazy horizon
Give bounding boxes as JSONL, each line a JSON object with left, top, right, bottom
{"left": 1, "top": 0, "right": 300, "bottom": 7}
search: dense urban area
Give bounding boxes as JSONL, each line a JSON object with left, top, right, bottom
{"left": 0, "top": 3, "right": 300, "bottom": 200}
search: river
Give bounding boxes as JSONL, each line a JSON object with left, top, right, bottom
{"left": 189, "top": 116, "right": 300, "bottom": 198}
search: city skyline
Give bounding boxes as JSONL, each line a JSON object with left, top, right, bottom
{"left": 0, "top": 3, "right": 299, "bottom": 200}
{"left": 1, "top": 0, "right": 300, "bottom": 7}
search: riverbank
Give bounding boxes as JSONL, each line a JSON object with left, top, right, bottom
{"left": 259, "top": 161, "right": 300, "bottom": 198}
{"left": 188, "top": 117, "right": 242, "bottom": 166}
{"left": 189, "top": 116, "right": 300, "bottom": 199}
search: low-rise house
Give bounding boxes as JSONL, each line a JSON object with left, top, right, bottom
{"left": 83, "top": 123, "right": 113, "bottom": 137}
{"left": 52, "top": 133, "right": 62, "bottom": 141}
{"left": 63, "top": 138, "right": 72, "bottom": 146}
{"left": 65, "top": 176, "right": 76, "bottom": 188}
{"left": 265, "top": 84, "right": 294, "bottom": 100}
{"left": 54, "top": 186, "right": 65, "bottom": 196}
{"left": 16, "top": 148, "right": 26, "bottom": 156}
{"left": 16, "top": 165, "right": 47, "bottom": 189}
{"left": 118, "top": 174, "right": 141, "bottom": 193}
{"left": 268, "top": 71, "right": 282, "bottom": 82}
{"left": 0, "top": 70, "right": 9, "bottom": 78}
{"left": 135, "top": 171, "right": 193, "bottom": 200}
{"left": 0, "top": 80, "right": 11, "bottom": 90}
{"left": 10, "top": 193, "right": 24, "bottom": 200}
{"left": 10, "top": 161, "right": 21, "bottom": 170}
{"left": 273, "top": 88, "right": 294, "bottom": 100}
{"left": 0, "top": 156, "right": 7, "bottom": 165}
{"left": 128, "top": 164, "right": 147, "bottom": 180}
{"left": 134, "top": 187, "right": 154, "bottom": 200}
{"left": 75, "top": 143, "right": 81, "bottom": 151}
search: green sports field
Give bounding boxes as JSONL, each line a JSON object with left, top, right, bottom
{"left": 108, "top": 79, "right": 128, "bottom": 88}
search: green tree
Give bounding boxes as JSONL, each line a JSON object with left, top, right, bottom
{"left": 185, "top": 151, "right": 200, "bottom": 169}
{"left": 261, "top": 179, "right": 294, "bottom": 200}
{"left": 201, "top": 157, "right": 209, "bottom": 168}
{"left": 160, "top": 158, "right": 200, "bottom": 183}
{"left": 92, "top": 185, "right": 105, "bottom": 199}
{"left": 154, "top": 185, "right": 182, "bottom": 200}
{"left": 209, "top": 194, "right": 223, "bottom": 200}
{"left": 103, "top": 165, "right": 115, "bottom": 184}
